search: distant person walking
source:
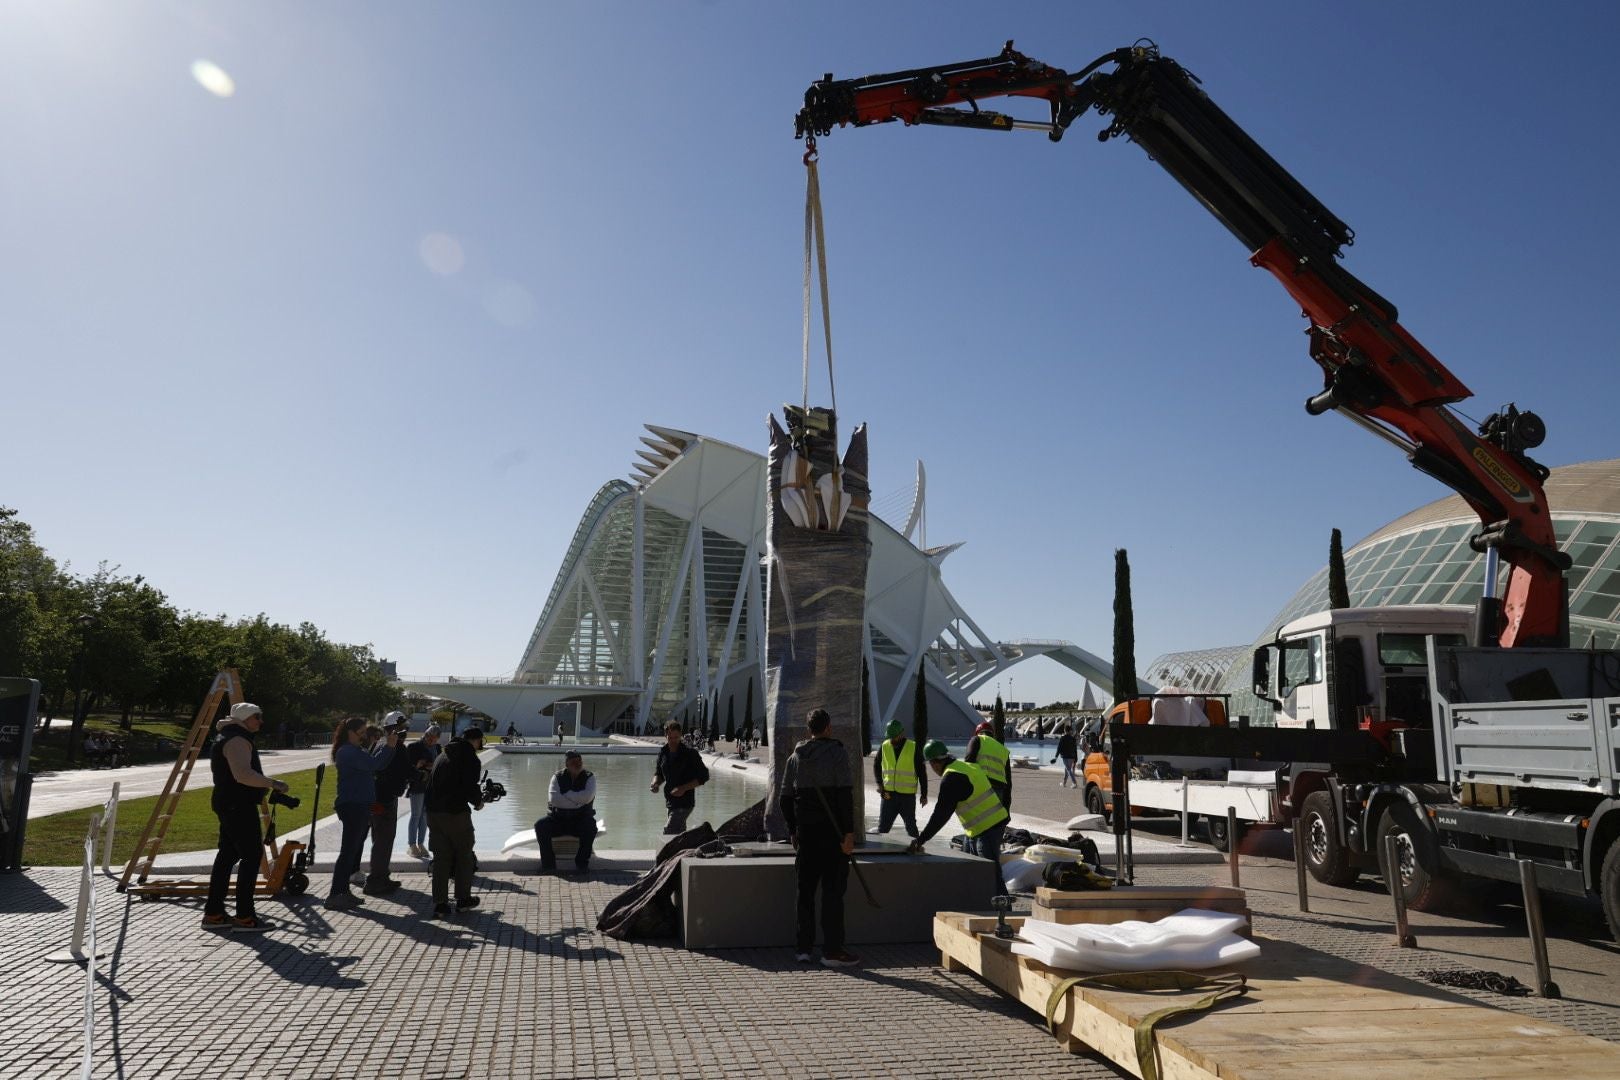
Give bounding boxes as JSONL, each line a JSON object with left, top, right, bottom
{"left": 965, "top": 720, "right": 1012, "bottom": 810}
{"left": 908, "top": 741, "right": 1009, "bottom": 900}
{"left": 202, "top": 703, "right": 288, "bottom": 933}
{"left": 650, "top": 720, "right": 708, "bottom": 834}
{"left": 405, "top": 725, "right": 442, "bottom": 858}
{"left": 1053, "top": 723, "right": 1079, "bottom": 789}
{"left": 873, "top": 720, "right": 927, "bottom": 838}
{"left": 533, "top": 751, "right": 597, "bottom": 873}
{"left": 325, "top": 716, "right": 399, "bottom": 912}
{"left": 782, "top": 708, "right": 859, "bottom": 968}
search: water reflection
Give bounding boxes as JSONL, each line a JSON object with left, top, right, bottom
{"left": 476, "top": 750, "right": 768, "bottom": 850}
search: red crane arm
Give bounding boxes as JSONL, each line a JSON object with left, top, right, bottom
{"left": 797, "top": 41, "right": 1569, "bottom": 647}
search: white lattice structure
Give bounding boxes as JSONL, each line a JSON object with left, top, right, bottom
{"left": 400, "top": 425, "right": 1143, "bottom": 734}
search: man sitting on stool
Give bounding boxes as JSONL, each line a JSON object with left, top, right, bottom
{"left": 533, "top": 751, "right": 597, "bottom": 873}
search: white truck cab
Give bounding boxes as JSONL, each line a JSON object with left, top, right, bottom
{"left": 1253, "top": 606, "right": 1472, "bottom": 730}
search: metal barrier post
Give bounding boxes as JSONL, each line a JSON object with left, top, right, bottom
{"left": 1517, "top": 859, "right": 1562, "bottom": 998}
{"left": 1292, "top": 823, "right": 1310, "bottom": 913}
{"left": 1382, "top": 834, "right": 1417, "bottom": 948}
{"left": 1227, "top": 807, "right": 1240, "bottom": 887}
{"left": 46, "top": 811, "right": 108, "bottom": 964}
{"left": 1179, "top": 778, "right": 1191, "bottom": 847}
{"left": 99, "top": 783, "right": 120, "bottom": 874}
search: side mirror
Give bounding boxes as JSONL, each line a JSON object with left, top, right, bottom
{"left": 1252, "top": 646, "right": 1278, "bottom": 705}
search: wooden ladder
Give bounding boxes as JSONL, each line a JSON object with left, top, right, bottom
{"left": 118, "top": 669, "right": 248, "bottom": 890}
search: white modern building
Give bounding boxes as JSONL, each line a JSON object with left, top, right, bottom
{"left": 400, "top": 425, "right": 1142, "bottom": 736}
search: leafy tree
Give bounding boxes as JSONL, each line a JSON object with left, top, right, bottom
{"left": 1113, "top": 548, "right": 1139, "bottom": 706}
{"left": 992, "top": 694, "right": 1006, "bottom": 742}
{"left": 1328, "top": 527, "right": 1351, "bottom": 609}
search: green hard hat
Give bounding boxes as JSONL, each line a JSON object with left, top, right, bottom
{"left": 885, "top": 720, "right": 903, "bottom": 738}
{"left": 922, "top": 739, "right": 950, "bottom": 761}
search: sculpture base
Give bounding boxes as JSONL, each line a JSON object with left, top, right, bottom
{"left": 679, "top": 841, "right": 999, "bottom": 949}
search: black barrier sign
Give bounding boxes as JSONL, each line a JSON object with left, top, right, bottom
{"left": 0, "top": 678, "right": 40, "bottom": 873}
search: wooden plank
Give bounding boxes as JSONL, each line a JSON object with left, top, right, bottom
{"left": 934, "top": 913, "right": 1620, "bottom": 1080}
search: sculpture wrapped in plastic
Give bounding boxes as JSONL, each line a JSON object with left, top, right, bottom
{"left": 763, "top": 405, "right": 870, "bottom": 839}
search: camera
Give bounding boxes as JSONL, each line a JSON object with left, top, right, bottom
{"left": 479, "top": 771, "right": 506, "bottom": 804}
{"left": 268, "top": 789, "right": 301, "bottom": 810}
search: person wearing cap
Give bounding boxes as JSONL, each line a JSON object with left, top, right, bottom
{"left": 649, "top": 720, "right": 708, "bottom": 835}
{"left": 405, "top": 724, "right": 442, "bottom": 859}
{"left": 907, "top": 740, "right": 1010, "bottom": 899}
{"left": 532, "top": 751, "right": 597, "bottom": 874}
{"left": 325, "top": 715, "right": 401, "bottom": 911}
{"left": 965, "top": 720, "right": 1013, "bottom": 811}
{"left": 872, "top": 719, "right": 928, "bottom": 839}
{"left": 364, "top": 711, "right": 415, "bottom": 896}
{"left": 202, "top": 703, "right": 289, "bottom": 933}
{"left": 424, "top": 724, "right": 486, "bottom": 917}
{"left": 782, "top": 707, "right": 859, "bottom": 968}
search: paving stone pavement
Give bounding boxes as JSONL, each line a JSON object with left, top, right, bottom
{"left": 7, "top": 845, "right": 1618, "bottom": 1080}
{"left": 1, "top": 868, "right": 1126, "bottom": 1080}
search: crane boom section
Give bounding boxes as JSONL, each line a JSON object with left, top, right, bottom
{"left": 797, "top": 41, "right": 1568, "bottom": 647}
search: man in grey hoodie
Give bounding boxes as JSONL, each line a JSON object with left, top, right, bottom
{"left": 781, "top": 708, "right": 859, "bottom": 968}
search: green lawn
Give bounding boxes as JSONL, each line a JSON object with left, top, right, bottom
{"left": 24, "top": 763, "right": 336, "bottom": 867}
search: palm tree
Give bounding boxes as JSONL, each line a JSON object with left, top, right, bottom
{"left": 1329, "top": 527, "right": 1351, "bottom": 609}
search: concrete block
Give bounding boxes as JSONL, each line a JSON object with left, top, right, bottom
{"left": 680, "top": 848, "right": 998, "bottom": 949}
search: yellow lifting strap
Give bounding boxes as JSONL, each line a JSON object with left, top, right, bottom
{"left": 1043, "top": 969, "right": 1248, "bottom": 1080}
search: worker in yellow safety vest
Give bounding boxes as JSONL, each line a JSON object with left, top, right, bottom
{"left": 906, "top": 740, "right": 1009, "bottom": 898}
{"left": 965, "top": 720, "right": 1012, "bottom": 810}
{"left": 872, "top": 720, "right": 928, "bottom": 838}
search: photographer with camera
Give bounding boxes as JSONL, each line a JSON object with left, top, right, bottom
{"left": 202, "top": 703, "right": 290, "bottom": 933}
{"left": 364, "top": 711, "right": 415, "bottom": 896}
{"left": 424, "top": 724, "right": 487, "bottom": 917}
{"left": 326, "top": 715, "right": 400, "bottom": 912}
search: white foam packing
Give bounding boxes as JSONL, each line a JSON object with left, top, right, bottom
{"left": 1007, "top": 906, "right": 1259, "bottom": 972}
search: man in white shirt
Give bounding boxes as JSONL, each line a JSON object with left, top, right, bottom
{"left": 533, "top": 751, "right": 597, "bottom": 873}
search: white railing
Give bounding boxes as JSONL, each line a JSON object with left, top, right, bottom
{"left": 44, "top": 783, "right": 118, "bottom": 1079}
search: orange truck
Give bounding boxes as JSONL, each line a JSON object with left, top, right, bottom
{"left": 1080, "top": 693, "right": 1267, "bottom": 851}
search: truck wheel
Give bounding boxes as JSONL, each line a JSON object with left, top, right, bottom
{"left": 1086, "top": 785, "right": 1111, "bottom": 827}
{"left": 1301, "top": 790, "right": 1359, "bottom": 887}
{"left": 1376, "top": 801, "right": 1446, "bottom": 912}
{"left": 1601, "top": 839, "right": 1620, "bottom": 946}
{"left": 1204, "top": 814, "right": 1245, "bottom": 854}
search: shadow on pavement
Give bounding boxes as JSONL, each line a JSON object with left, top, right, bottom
{"left": 0, "top": 871, "right": 71, "bottom": 912}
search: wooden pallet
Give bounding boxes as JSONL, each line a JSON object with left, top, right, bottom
{"left": 935, "top": 913, "right": 1620, "bottom": 1080}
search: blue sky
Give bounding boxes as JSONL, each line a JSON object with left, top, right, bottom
{"left": 4, "top": 2, "right": 1617, "bottom": 707}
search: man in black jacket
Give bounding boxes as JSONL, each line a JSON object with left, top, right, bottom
{"left": 365, "top": 711, "right": 414, "bottom": 896}
{"left": 782, "top": 708, "right": 859, "bottom": 968}
{"left": 649, "top": 720, "right": 708, "bottom": 834}
{"left": 203, "top": 702, "right": 289, "bottom": 933}
{"left": 425, "top": 726, "right": 486, "bottom": 917}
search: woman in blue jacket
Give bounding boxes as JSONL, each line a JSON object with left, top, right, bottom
{"left": 326, "top": 715, "right": 398, "bottom": 911}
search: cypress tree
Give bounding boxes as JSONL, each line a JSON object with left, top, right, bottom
{"left": 744, "top": 677, "right": 757, "bottom": 744}
{"left": 912, "top": 661, "right": 929, "bottom": 749}
{"left": 1113, "top": 548, "right": 1139, "bottom": 705}
{"left": 725, "top": 695, "right": 736, "bottom": 741}
{"left": 709, "top": 692, "right": 720, "bottom": 744}
{"left": 992, "top": 694, "right": 1006, "bottom": 743}
{"left": 1328, "top": 527, "right": 1351, "bottom": 609}
{"left": 860, "top": 660, "right": 873, "bottom": 755}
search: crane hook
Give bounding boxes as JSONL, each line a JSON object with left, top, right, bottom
{"left": 803, "top": 135, "right": 818, "bottom": 166}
